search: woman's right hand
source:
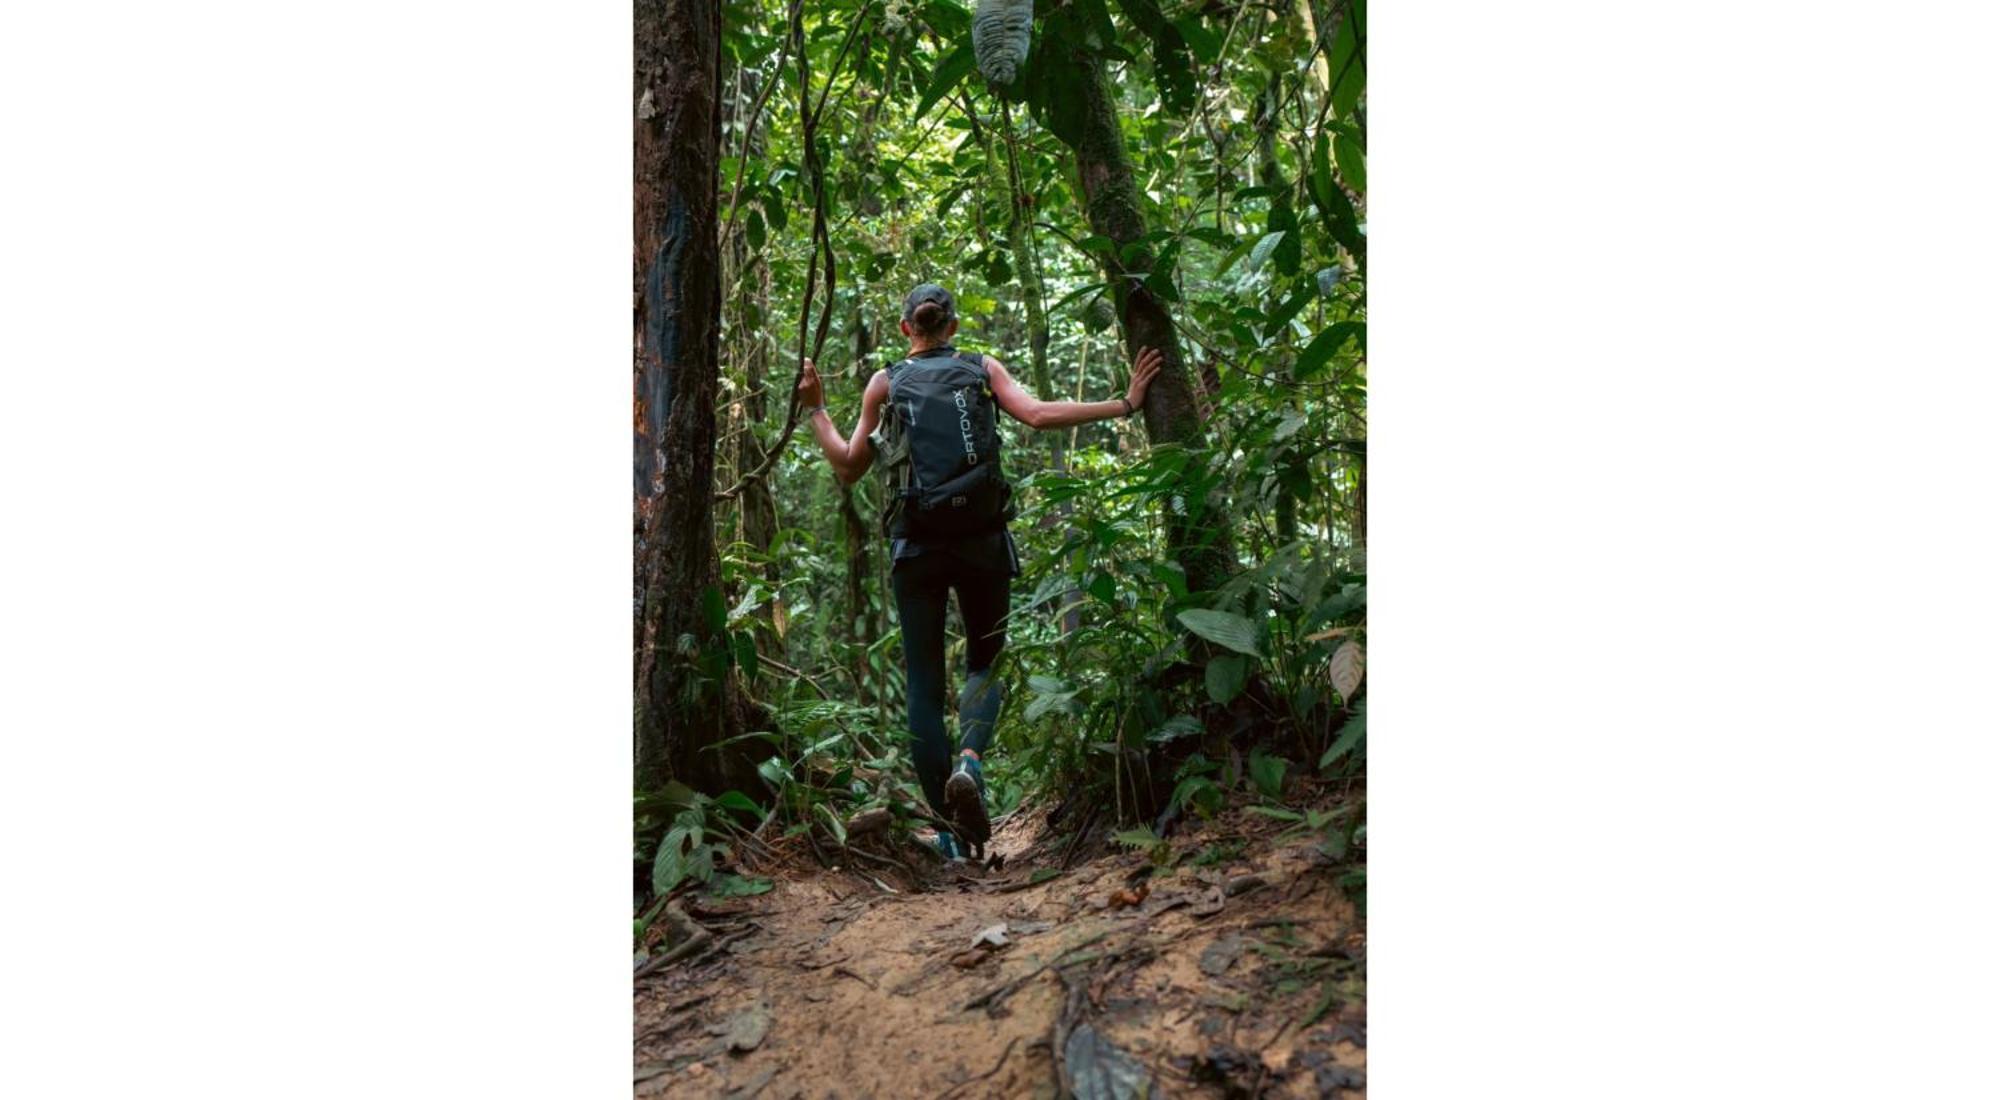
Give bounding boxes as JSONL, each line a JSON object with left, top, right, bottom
{"left": 795, "top": 358, "right": 825, "bottom": 409}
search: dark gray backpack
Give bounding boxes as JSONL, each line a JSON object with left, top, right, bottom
{"left": 876, "top": 349, "right": 1014, "bottom": 540}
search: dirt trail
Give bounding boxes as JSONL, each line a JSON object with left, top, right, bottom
{"left": 634, "top": 799, "right": 1366, "bottom": 1098}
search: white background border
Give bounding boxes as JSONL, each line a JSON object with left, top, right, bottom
{"left": 3, "top": 1, "right": 1997, "bottom": 1095}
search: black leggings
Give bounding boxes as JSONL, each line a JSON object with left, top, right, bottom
{"left": 891, "top": 552, "right": 1009, "bottom": 817}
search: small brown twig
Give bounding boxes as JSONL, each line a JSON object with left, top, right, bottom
{"left": 832, "top": 964, "right": 879, "bottom": 992}
{"left": 961, "top": 931, "right": 1112, "bottom": 1013}
{"left": 938, "top": 1036, "right": 1021, "bottom": 1100}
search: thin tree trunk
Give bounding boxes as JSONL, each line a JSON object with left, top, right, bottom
{"left": 634, "top": 0, "right": 758, "bottom": 796}
{"left": 840, "top": 298, "right": 878, "bottom": 692}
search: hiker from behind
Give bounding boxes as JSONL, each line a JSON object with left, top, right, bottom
{"left": 795, "top": 282, "right": 1163, "bottom": 861}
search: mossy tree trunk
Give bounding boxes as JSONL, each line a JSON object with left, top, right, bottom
{"left": 1047, "top": 44, "right": 1237, "bottom": 596}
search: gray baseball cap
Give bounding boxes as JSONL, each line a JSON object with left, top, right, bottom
{"left": 902, "top": 282, "right": 956, "bottom": 322}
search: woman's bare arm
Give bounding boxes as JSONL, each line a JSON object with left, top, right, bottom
{"left": 797, "top": 362, "right": 887, "bottom": 484}
{"left": 987, "top": 347, "right": 1164, "bottom": 430}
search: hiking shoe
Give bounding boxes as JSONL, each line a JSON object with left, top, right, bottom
{"left": 934, "top": 830, "right": 966, "bottom": 862}
{"left": 944, "top": 755, "right": 991, "bottom": 861}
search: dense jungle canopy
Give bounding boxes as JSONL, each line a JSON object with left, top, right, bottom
{"left": 634, "top": 0, "right": 1366, "bottom": 900}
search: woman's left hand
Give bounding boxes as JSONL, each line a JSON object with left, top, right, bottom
{"left": 1125, "top": 347, "right": 1165, "bottom": 411}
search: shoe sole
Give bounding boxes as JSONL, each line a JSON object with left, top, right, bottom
{"left": 944, "top": 771, "right": 990, "bottom": 859}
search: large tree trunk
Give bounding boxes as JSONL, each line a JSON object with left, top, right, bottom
{"left": 634, "top": 0, "right": 759, "bottom": 796}
{"left": 1049, "top": 46, "right": 1237, "bottom": 596}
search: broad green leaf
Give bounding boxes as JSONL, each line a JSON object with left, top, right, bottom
{"left": 1177, "top": 609, "right": 1263, "bottom": 656}
{"left": 651, "top": 825, "right": 691, "bottom": 894}
{"left": 700, "top": 586, "right": 728, "bottom": 633}
{"left": 1172, "top": 15, "right": 1222, "bottom": 63}
{"left": 712, "top": 790, "right": 761, "bottom": 816}
{"left": 1205, "top": 654, "right": 1249, "bottom": 704}
{"left": 1328, "top": 3, "right": 1365, "bottom": 120}
{"left": 1248, "top": 231, "right": 1287, "bottom": 272}
{"left": 1334, "top": 134, "right": 1366, "bottom": 195}
{"left": 1295, "top": 322, "right": 1364, "bottom": 381}
{"left": 1248, "top": 749, "right": 1287, "bottom": 798}
{"left": 1089, "top": 573, "right": 1117, "bottom": 606}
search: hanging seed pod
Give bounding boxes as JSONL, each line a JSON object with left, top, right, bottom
{"left": 1082, "top": 295, "right": 1116, "bottom": 333}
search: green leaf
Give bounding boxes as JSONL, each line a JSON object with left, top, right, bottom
{"left": 1177, "top": 609, "right": 1263, "bottom": 656}
{"left": 1327, "top": 4, "right": 1365, "bottom": 120}
{"left": 1334, "top": 134, "right": 1366, "bottom": 195}
{"left": 1025, "top": 690, "right": 1077, "bottom": 722}
{"left": 760, "top": 185, "right": 788, "bottom": 233}
{"left": 650, "top": 827, "right": 684, "bottom": 894}
{"left": 1171, "top": 775, "right": 1223, "bottom": 817}
{"left": 1215, "top": 236, "right": 1257, "bottom": 279}
{"left": 1263, "top": 284, "right": 1316, "bottom": 340}
{"left": 733, "top": 630, "right": 758, "bottom": 682}
{"left": 712, "top": 790, "right": 761, "bottom": 816}
{"left": 816, "top": 802, "right": 847, "bottom": 846}
{"left": 1294, "top": 322, "right": 1364, "bottom": 381}
{"left": 1148, "top": 715, "right": 1203, "bottom": 743}
{"left": 1312, "top": 132, "right": 1335, "bottom": 212}
{"left": 1248, "top": 749, "right": 1287, "bottom": 798}
{"left": 745, "top": 207, "right": 766, "bottom": 251}
{"left": 1089, "top": 572, "right": 1117, "bottom": 606}
{"left": 933, "top": 183, "right": 967, "bottom": 219}
{"left": 1030, "top": 867, "right": 1062, "bottom": 883}
{"left": 1248, "top": 231, "right": 1287, "bottom": 272}
{"left": 1205, "top": 654, "right": 1249, "bottom": 704}
{"left": 700, "top": 586, "right": 728, "bottom": 634}
{"left": 1245, "top": 804, "right": 1304, "bottom": 822}
{"left": 915, "top": 42, "right": 974, "bottom": 122}
{"left": 708, "top": 874, "right": 774, "bottom": 897}
{"left": 1172, "top": 15, "right": 1222, "bottom": 63}
{"left": 1111, "top": 827, "right": 1163, "bottom": 850}
{"left": 1321, "top": 698, "right": 1367, "bottom": 768}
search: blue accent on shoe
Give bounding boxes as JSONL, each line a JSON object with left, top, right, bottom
{"left": 934, "top": 831, "right": 964, "bottom": 860}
